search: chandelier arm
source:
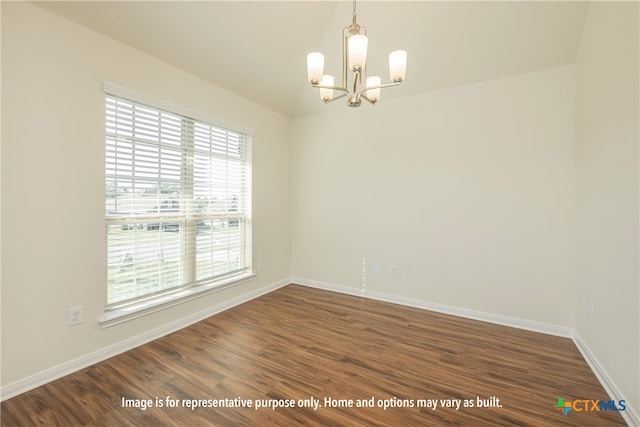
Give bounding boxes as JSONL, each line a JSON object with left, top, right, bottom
{"left": 357, "top": 81, "right": 402, "bottom": 98}
{"left": 323, "top": 93, "right": 348, "bottom": 104}
{"left": 311, "top": 83, "right": 350, "bottom": 103}
{"left": 342, "top": 28, "right": 349, "bottom": 88}
{"left": 311, "top": 83, "right": 350, "bottom": 94}
{"left": 361, "top": 94, "right": 376, "bottom": 105}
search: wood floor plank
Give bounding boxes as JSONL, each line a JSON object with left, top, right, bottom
{"left": 1, "top": 284, "right": 628, "bottom": 426}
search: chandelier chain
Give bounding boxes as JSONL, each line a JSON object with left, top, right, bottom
{"left": 352, "top": 0, "right": 357, "bottom": 25}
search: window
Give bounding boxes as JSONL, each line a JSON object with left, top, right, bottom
{"left": 105, "top": 86, "right": 252, "bottom": 313}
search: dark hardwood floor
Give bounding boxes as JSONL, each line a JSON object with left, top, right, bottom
{"left": 1, "top": 284, "right": 627, "bottom": 426}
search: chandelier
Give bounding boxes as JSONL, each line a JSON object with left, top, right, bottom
{"left": 306, "top": 0, "right": 407, "bottom": 108}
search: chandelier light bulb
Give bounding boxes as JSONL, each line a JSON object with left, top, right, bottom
{"left": 319, "top": 75, "right": 334, "bottom": 101}
{"left": 348, "top": 34, "right": 368, "bottom": 71}
{"left": 366, "top": 76, "right": 381, "bottom": 102}
{"left": 389, "top": 50, "right": 407, "bottom": 82}
{"left": 307, "top": 52, "right": 325, "bottom": 83}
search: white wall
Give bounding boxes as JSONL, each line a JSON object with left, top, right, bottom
{"left": 575, "top": 1, "right": 639, "bottom": 419}
{"left": 1, "top": 2, "right": 291, "bottom": 388}
{"left": 3, "top": 1, "right": 638, "bottom": 419}
{"left": 292, "top": 66, "right": 576, "bottom": 327}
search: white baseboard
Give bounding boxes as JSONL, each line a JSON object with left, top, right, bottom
{"left": 292, "top": 277, "right": 573, "bottom": 337}
{"left": 572, "top": 331, "right": 639, "bottom": 427}
{"left": 4, "top": 278, "right": 636, "bottom": 427}
{"left": 0, "top": 279, "right": 289, "bottom": 402}
{"left": 294, "top": 277, "right": 636, "bottom": 426}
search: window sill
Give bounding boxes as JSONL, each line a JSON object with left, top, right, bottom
{"left": 98, "top": 273, "right": 256, "bottom": 328}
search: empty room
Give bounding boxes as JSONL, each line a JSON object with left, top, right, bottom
{"left": 1, "top": 1, "right": 638, "bottom": 426}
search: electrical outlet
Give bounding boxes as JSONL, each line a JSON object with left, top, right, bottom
{"left": 257, "top": 259, "right": 264, "bottom": 271}
{"left": 390, "top": 264, "right": 398, "bottom": 276}
{"left": 588, "top": 303, "right": 594, "bottom": 321}
{"left": 69, "top": 306, "right": 83, "bottom": 326}
{"left": 371, "top": 262, "right": 382, "bottom": 274}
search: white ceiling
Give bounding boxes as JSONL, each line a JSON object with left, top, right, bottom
{"left": 34, "top": 1, "right": 590, "bottom": 118}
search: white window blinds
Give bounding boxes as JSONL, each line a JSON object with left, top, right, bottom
{"left": 105, "top": 91, "right": 252, "bottom": 309}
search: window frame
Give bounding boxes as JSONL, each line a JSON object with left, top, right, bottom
{"left": 101, "top": 83, "right": 254, "bottom": 326}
